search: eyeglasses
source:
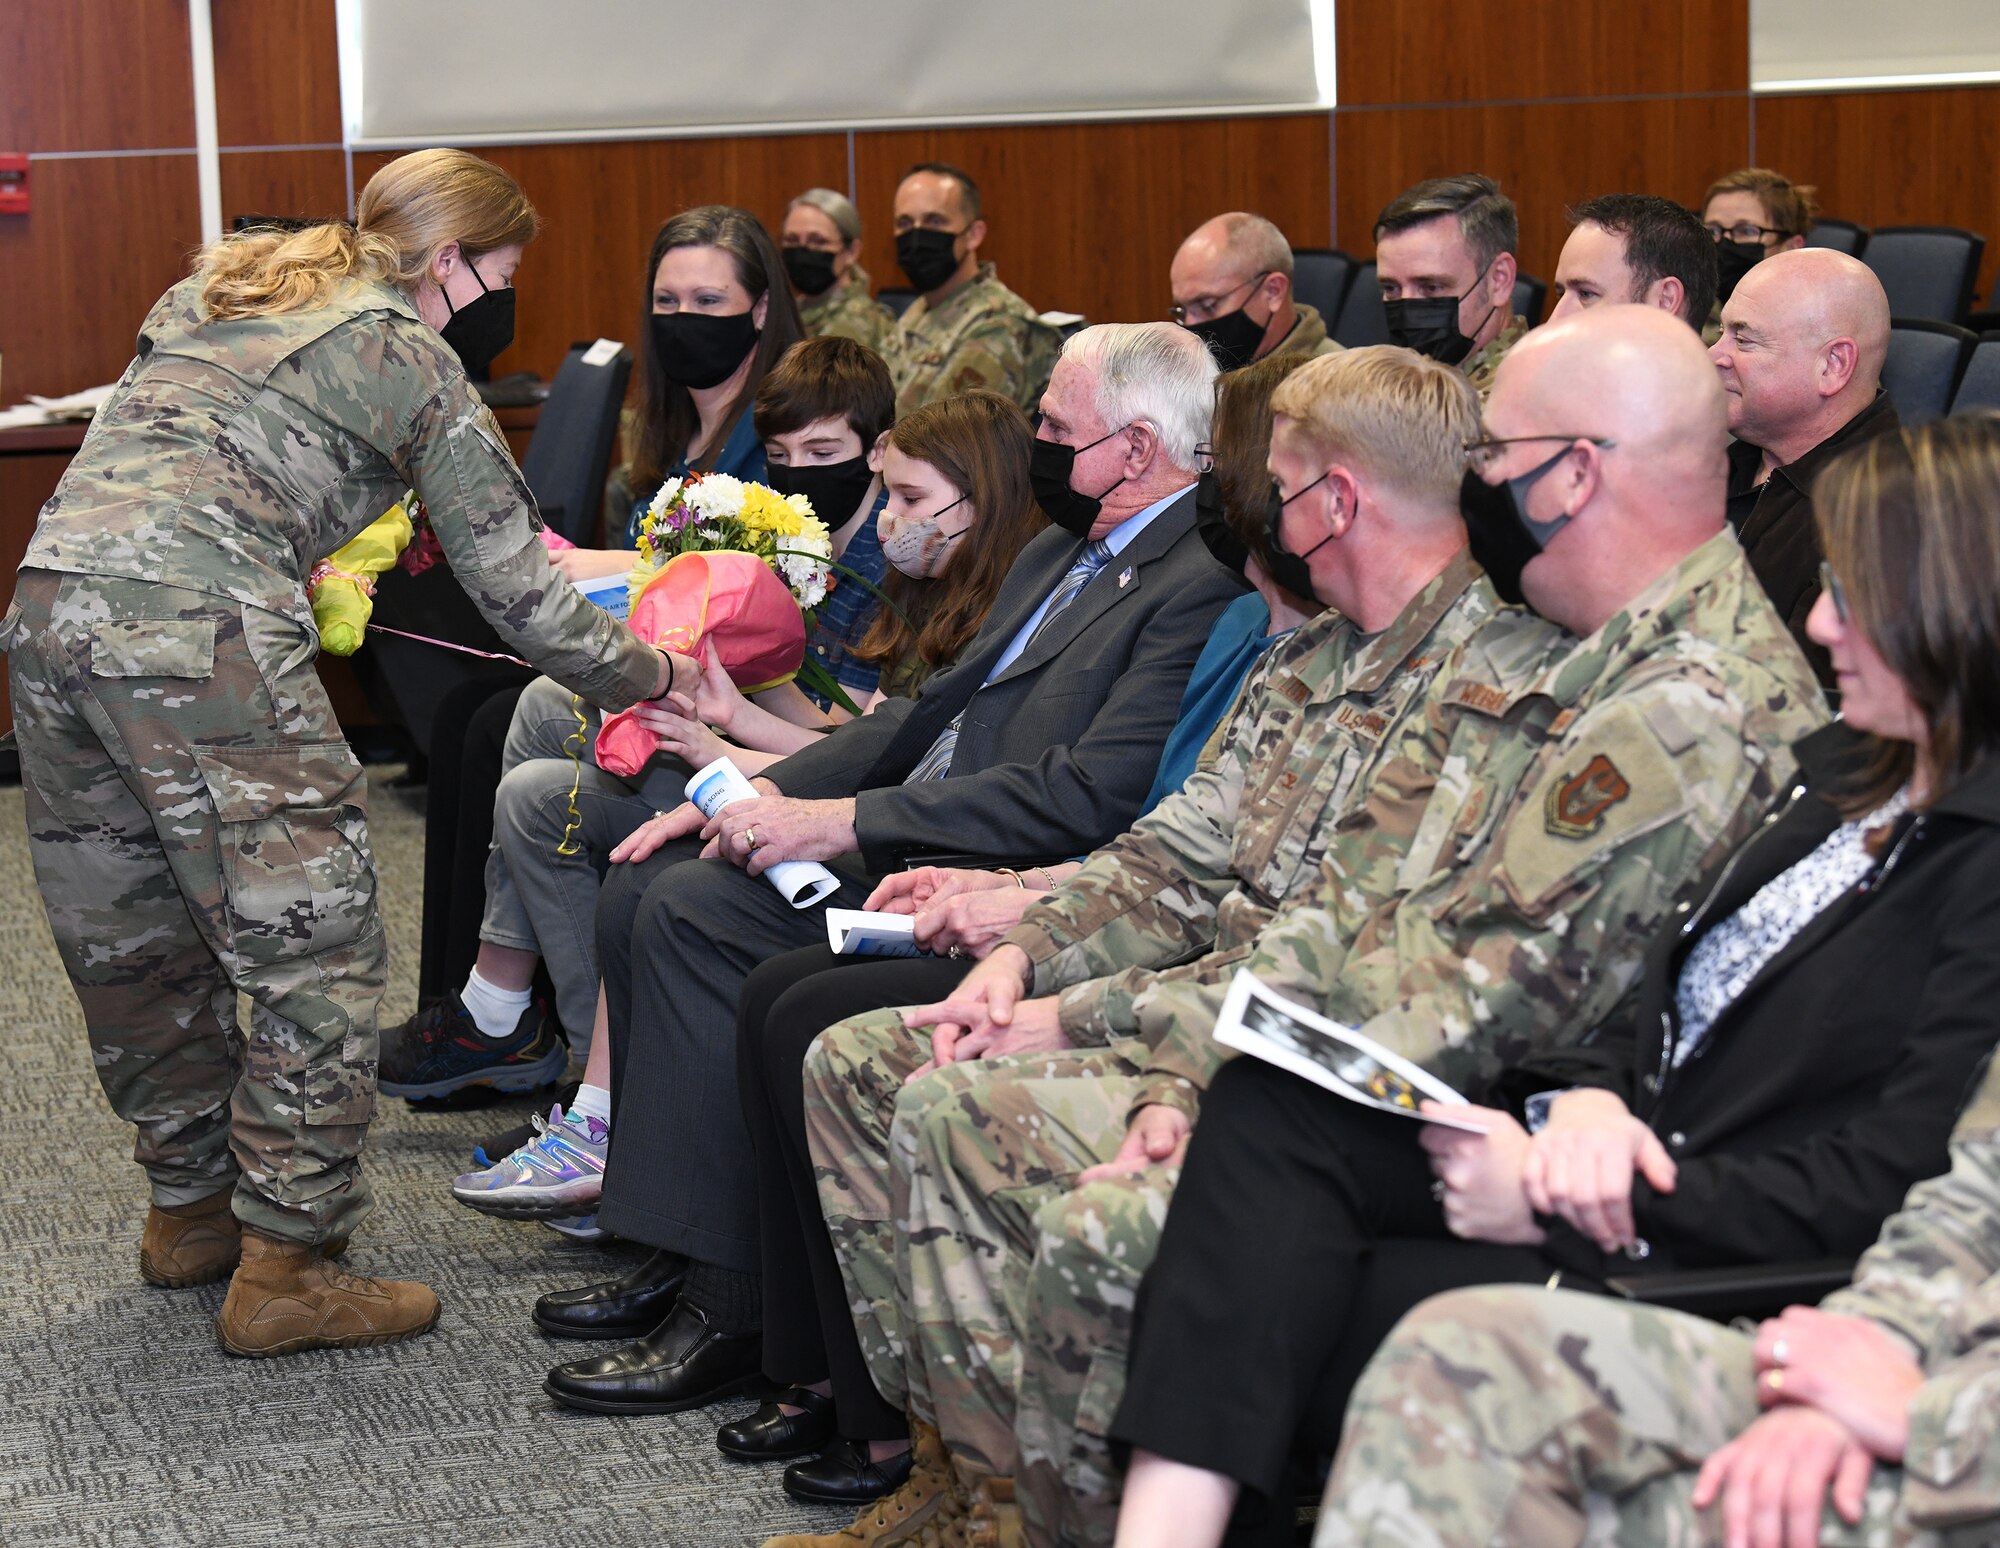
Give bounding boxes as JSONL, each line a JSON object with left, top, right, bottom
{"left": 1170, "top": 272, "right": 1271, "bottom": 326}
{"left": 1704, "top": 222, "right": 1787, "bottom": 245}
{"left": 1819, "top": 559, "right": 1849, "bottom": 622}
{"left": 1462, "top": 433, "right": 1616, "bottom": 477}
{"left": 1192, "top": 441, "right": 1216, "bottom": 473}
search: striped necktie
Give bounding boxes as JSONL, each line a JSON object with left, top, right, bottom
{"left": 903, "top": 539, "right": 1113, "bottom": 783}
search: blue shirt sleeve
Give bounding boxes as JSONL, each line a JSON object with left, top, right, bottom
{"left": 1137, "top": 591, "right": 1281, "bottom": 816}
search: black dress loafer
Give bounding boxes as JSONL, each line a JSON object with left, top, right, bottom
{"left": 544, "top": 1300, "right": 769, "bottom": 1415}
{"left": 533, "top": 1248, "right": 688, "bottom": 1341}
{"left": 716, "top": 1385, "right": 837, "bottom": 1461}
{"left": 783, "top": 1434, "right": 916, "bottom": 1504}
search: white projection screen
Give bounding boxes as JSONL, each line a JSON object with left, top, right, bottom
{"left": 1752, "top": 0, "right": 2000, "bottom": 90}
{"left": 344, "top": 0, "right": 1332, "bottom": 147}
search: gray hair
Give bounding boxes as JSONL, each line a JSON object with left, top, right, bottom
{"left": 787, "top": 187, "right": 862, "bottom": 245}
{"left": 1063, "top": 322, "right": 1219, "bottom": 470}
{"left": 1213, "top": 211, "right": 1294, "bottom": 279}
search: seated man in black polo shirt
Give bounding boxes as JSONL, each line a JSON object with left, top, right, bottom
{"left": 1712, "top": 246, "right": 1894, "bottom": 688}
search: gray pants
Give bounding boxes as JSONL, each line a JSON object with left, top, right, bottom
{"left": 477, "top": 674, "right": 691, "bottom": 1050}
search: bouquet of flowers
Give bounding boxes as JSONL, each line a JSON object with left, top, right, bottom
{"left": 595, "top": 472, "right": 841, "bottom": 778}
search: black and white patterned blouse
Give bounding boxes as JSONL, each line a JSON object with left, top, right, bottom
{"left": 1670, "top": 785, "right": 1914, "bottom": 1064}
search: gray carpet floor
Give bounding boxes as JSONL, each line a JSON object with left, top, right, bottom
{"left": 0, "top": 768, "right": 851, "bottom": 1547}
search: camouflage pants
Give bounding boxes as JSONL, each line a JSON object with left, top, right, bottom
{"left": 800, "top": 1010, "right": 1134, "bottom": 1426}
{"left": 4, "top": 571, "right": 382, "bottom": 1245}
{"left": 1314, "top": 1286, "right": 1924, "bottom": 1548}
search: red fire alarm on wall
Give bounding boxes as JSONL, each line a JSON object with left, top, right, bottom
{"left": 0, "top": 155, "right": 28, "bottom": 215}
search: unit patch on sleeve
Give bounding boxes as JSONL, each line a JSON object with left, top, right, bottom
{"left": 1544, "top": 753, "right": 1631, "bottom": 839}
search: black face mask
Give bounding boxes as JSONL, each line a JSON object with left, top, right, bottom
{"left": 895, "top": 228, "right": 964, "bottom": 294}
{"left": 438, "top": 256, "right": 516, "bottom": 375}
{"left": 1264, "top": 472, "right": 1334, "bottom": 601}
{"left": 1028, "top": 426, "right": 1132, "bottom": 537}
{"left": 651, "top": 309, "right": 761, "bottom": 390}
{"left": 766, "top": 454, "right": 875, "bottom": 525}
{"left": 1383, "top": 259, "right": 1499, "bottom": 367}
{"left": 1458, "top": 445, "right": 1578, "bottom": 607}
{"left": 1186, "top": 305, "right": 1267, "bottom": 372}
{"left": 782, "top": 246, "right": 840, "bottom": 298}
{"left": 1194, "top": 471, "right": 1248, "bottom": 576}
{"left": 1713, "top": 239, "right": 1765, "bottom": 303}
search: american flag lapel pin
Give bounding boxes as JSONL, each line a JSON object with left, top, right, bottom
{"left": 1117, "top": 566, "right": 1134, "bottom": 589}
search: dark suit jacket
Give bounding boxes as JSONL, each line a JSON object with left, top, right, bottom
{"left": 1490, "top": 723, "right": 2000, "bottom": 1277}
{"left": 765, "top": 489, "right": 1247, "bottom": 871}
{"left": 1727, "top": 389, "right": 1900, "bottom": 691}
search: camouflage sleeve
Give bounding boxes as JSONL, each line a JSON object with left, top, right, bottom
{"left": 1134, "top": 671, "right": 1799, "bottom": 1118}
{"left": 1824, "top": 1059, "right": 2000, "bottom": 1347}
{"left": 402, "top": 379, "right": 658, "bottom": 710}
{"left": 1003, "top": 664, "right": 1273, "bottom": 1038}
{"left": 1821, "top": 1059, "right": 2000, "bottom": 1525}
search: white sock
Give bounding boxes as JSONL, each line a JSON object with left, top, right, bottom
{"left": 460, "top": 968, "right": 533, "bottom": 1040}
{"left": 568, "top": 1082, "right": 612, "bottom": 1125}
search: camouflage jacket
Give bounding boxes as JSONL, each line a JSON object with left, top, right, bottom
{"left": 1826, "top": 1053, "right": 2000, "bottom": 1528}
{"left": 1463, "top": 313, "right": 1529, "bottom": 400}
{"left": 1269, "top": 302, "right": 1344, "bottom": 360}
{"left": 891, "top": 262, "right": 1062, "bottom": 418}
{"left": 22, "top": 274, "right": 657, "bottom": 710}
{"left": 1136, "top": 528, "right": 1826, "bottom": 1119}
{"left": 801, "top": 264, "right": 897, "bottom": 358}
{"left": 1006, "top": 549, "right": 1495, "bottom": 1043}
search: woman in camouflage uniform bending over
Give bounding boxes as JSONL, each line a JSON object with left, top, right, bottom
{"left": 0, "top": 149, "right": 676, "bottom": 1357}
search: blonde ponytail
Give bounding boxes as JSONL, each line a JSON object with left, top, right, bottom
{"left": 195, "top": 148, "right": 539, "bottom": 323}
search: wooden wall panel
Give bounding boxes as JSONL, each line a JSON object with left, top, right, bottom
{"left": 218, "top": 149, "right": 349, "bottom": 229}
{"left": 852, "top": 116, "right": 1334, "bottom": 328}
{"left": 354, "top": 134, "right": 853, "bottom": 383}
{"left": 1335, "top": 96, "right": 1752, "bottom": 292}
{"left": 1335, "top": 0, "right": 1748, "bottom": 106}
{"left": 211, "top": 0, "right": 343, "bottom": 147}
{"left": 0, "top": 155, "right": 200, "bottom": 400}
{"left": 0, "top": 0, "right": 194, "bottom": 152}
{"left": 1756, "top": 87, "right": 2000, "bottom": 308}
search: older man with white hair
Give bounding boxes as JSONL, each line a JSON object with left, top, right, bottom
{"left": 1169, "top": 211, "right": 1343, "bottom": 369}
{"left": 534, "top": 324, "right": 1245, "bottom": 1421}
{"left": 1715, "top": 246, "right": 1896, "bottom": 687}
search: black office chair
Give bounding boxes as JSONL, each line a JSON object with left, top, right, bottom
{"left": 1883, "top": 318, "right": 1977, "bottom": 425}
{"left": 1864, "top": 227, "right": 1986, "bottom": 324}
{"left": 1512, "top": 274, "right": 1548, "bottom": 326}
{"left": 1952, "top": 336, "right": 2000, "bottom": 415}
{"left": 1332, "top": 262, "right": 1390, "bottom": 348}
{"left": 875, "top": 287, "right": 919, "bottom": 319}
{"left": 1804, "top": 219, "right": 1869, "bottom": 258}
{"left": 1291, "top": 248, "right": 1359, "bottom": 327}
{"left": 519, "top": 341, "right": 633, "bottom": 545}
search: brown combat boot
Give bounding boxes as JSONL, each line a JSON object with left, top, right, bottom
{"left": 964, "top": 1478, "right": 1025, "bottom": 1548}
{"left": 763, "top": 1422, "right": 969, "bottom": 1548}
{"left": 215, "top": 1229, "right": 439, "bottom": 1358}
{"left": 139, "top": 1191, "right": 242, "bottom": 1287}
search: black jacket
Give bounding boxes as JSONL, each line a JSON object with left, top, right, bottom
{"left": 1489, "top": 722, "right": 2000, "bottom": 1278}
{"left": 765, "top": 490, "right": 1248, "bottom": 871}
{"left": 1727, "top": 390, "right": 1901, "bottom": 691}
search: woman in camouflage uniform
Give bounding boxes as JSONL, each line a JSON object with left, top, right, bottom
{"left": 0, "top": 149, "right": 673, "bottom": 1357}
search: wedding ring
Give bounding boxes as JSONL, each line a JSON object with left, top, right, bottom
{"left": 1772, "top": 1337, "right": 1789, "bottom": 1367}
{"left": 948, "top": 945, "right": 965, "bottom": 960}
{"left": 744, "top": 826, "right": 759, "bottom": 850}
{"left": 653, "top": 810, "right": 670, "bottom": 822}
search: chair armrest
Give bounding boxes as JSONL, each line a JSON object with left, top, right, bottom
{"left": 1602, "top": 1258, "right": 1856, "bottom": 1324}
